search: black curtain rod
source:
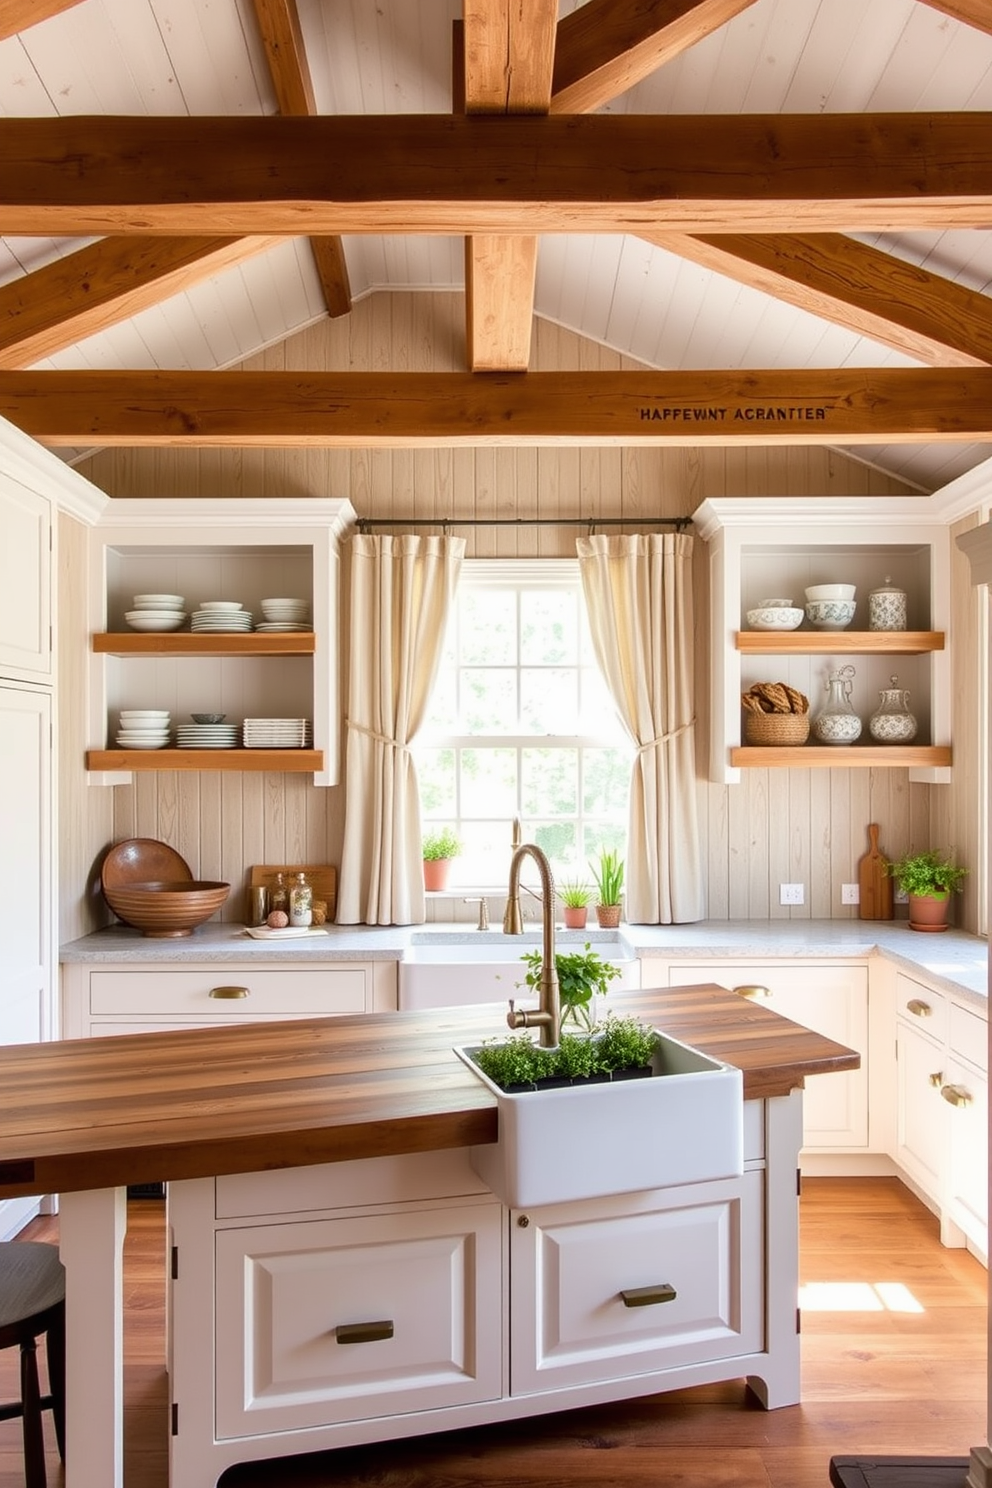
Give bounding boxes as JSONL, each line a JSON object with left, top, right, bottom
{"left": 355, "top": 515, "right": 693, "bottom": 534}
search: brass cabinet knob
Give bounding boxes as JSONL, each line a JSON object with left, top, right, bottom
{"left": 620, "top": 1283, "right": 677, "bottom": 1308}
{"left": 928, "top": 1071, "right": 944, "bottom": 1088}
{"left": 334, "top": 1320, "right": 394, "bottom": 1345}
{"left": 734, "top": 984, "right": 771, "bottom": 1000}
{"left": 208, "top": 985, "right": 250, "bottom": 999}
{"left": 940, "top": 1084, "right": 973, "bottom": 1109}
{"left": 906, "top": 998, "right": 932, "bottom": 1017}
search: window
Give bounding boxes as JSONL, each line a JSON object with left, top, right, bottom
{"left": 414, "top": 560, "right": 633, "bottom": 887}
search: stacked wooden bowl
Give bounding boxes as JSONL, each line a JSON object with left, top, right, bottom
{"left": 101, "top": 837, "right": 229, "bottom": 936}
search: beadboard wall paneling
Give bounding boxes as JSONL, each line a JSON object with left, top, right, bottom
{"left": 71, "top": 290, "right": 943, "bottom": 928}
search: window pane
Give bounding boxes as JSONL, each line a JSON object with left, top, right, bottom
{"left": 459, "top": 821, "right": 515, "bottom": 887}
{"left": 584, "top": 747, "right": 631, "bottom": 816}
{"left": 533, "top": 820, "right": 578, "bottom": 868}
{"left": 460, "top": 748, "right": 517, "bottom": 816}
{"left": 422, "top": 668, "right": 457, "bottom": 732}
{"left": 461, "top": 668, "right": 517, "bottom": 731}
{"left": 520, "top": 668, "right": 578, "bottom": 733}
{"left": 521, "top": 590, "right": 577, "bottom": 664}
{"left": 579, "top": 664, "right": 623, "bottom": 733}
{"left": 418, "top": 748, "right": 456, "bottom": 817}
{"left": 460, "top": 590, "right": 516, "bottom": 665}
{"left": 522, "top": 747, "right": 577, "bottom": 816}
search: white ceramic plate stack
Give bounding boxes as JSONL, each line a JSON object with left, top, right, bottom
{"left": 176, "top": 721, "right": 240, "bottom": 749}
{"left": 242, "top": 718, "right": 313, "bottom": 749}
{"left": 116, "top": 709, "right": 171, "bottom": 749}
{"left": 256, "top": 597, "right": 311, "bottom": 633}
{"left": 125, "top": 593, "right": 187, "bottom": 632}
{"left": 191, "top": 601, "right": 253, "bottom": 633}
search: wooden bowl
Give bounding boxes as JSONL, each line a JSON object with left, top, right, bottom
{"left": 101, "top": 838, "right": 192, "bottom": 892}
{"left": 102, "top": 879, "right": 230, "bottom": 937}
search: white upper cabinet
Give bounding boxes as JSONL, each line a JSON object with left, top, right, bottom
{"left": 0, "top": 480, "right": 52, "bottom": 683}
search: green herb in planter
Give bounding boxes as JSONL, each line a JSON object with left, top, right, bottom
{"left": 421, "top": 826, "right": 461, "bottom": 861}
{"left": 558, "top": 878, "right": 592, "bottom": 909}
{"left": 553, "top": 1032, "right": 607, "bottom": 1081}
{"left": 885, "top": 849, "right": 967, "bottom": 898}
{"left": 518, "top": 943, "right": 622, "bottom": 1032}
{"left": 589, "top": 848, "right": 624, "bottom": 907}
{"left": 471, "top": 1034, "right": 542, "bottom": 1090}
{"left": 595, "top": 1014, "right": 659, "bottom": 1073}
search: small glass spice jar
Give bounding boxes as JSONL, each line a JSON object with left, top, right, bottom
{"left": 868, "top": 576, "right": 908, "bottom": 632}
{"left": 289, "top": 871, "right": 313, "bottom": 927}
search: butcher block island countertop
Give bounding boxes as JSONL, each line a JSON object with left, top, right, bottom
{"left": 0, "top": 984, "right": 857, "bottom": 1199}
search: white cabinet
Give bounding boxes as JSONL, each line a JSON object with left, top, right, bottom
{"left": 214, "top": 1201, "right": 504, "bottom": 1438}
{"left": 657, "top": 961, "right": 869, "bottom": 1152}
{"left": 61, "top": 960, "right": 381, "bottom": 1038}
{"left": 693, "top": 497, "right": 951, "bottom": 783}
{"left": 86, "top": 497, "right": 353, "bottom": 785}
{"left": 509, "top": 1172, "right": 763, "bottom": 1396}
{"left": 943, "top": 1003, "right": 987, "bottom": 1254}
{"left": 0, "top": 480, "right": 51, "bottom": 683}
{"left": 894, "top": 980, "right": 947, "bottom": 1198}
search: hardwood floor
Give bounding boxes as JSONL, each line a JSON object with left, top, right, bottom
{"left": 0, "top": 1178, "right": 986, "bottom": 1488}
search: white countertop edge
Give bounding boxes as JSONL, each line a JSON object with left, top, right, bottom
{"left": 60, "top": 919, "right": 988, "bottom": 1006}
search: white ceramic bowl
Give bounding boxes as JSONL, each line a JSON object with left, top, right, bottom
{"left": 757, "top": 597, "right": 794, "bottom": 609}
{"left": 124, "top": 611, "right": 188, "bottom": 632}
{"left": 119, "top": 709, "right": 170, "bottom": 719}
{"left": 198, "top": 600, "right": 243, "bottom": 611}
{"left": 805, "top": 584, "right": 856, "bottom": 602}
{"left": 805, "top": 599, "right": 857, "bottom": 630}
{"left": 746, "top": 606, "right": 804, "bottom": 631}
{"left": 132, "top": 593, "right": 185, "bottom": 609}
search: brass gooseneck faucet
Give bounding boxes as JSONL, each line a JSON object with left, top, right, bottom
{"left": 504, "top": 842, "right": 560, "bottom": 1048}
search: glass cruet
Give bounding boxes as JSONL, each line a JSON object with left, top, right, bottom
{"left": 869, "top": 675, "right": 917, "bottom": 744}
{"left": 812, "top": 664, "right": 862, "bottom": 745}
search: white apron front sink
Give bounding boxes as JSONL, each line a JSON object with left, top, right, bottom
{"left": 454, "top": 1030, "right": 743, "bottom": 1207}
{"left": 399, "top": 930, "right": 639, "bottom": 1010}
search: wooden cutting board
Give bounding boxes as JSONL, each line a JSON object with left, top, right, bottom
{"left": 858, "top": 825, "right": 893, "bottom": 921}
{"left": 249, "top": 864, "right": 337, "bottom": 921}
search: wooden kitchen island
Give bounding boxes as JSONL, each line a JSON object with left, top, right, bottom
{"left": 0, "top": 985, "right": 858, "bottom": 1488}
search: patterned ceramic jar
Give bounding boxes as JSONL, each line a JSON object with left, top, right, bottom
{"left": 869, "top": 676, "right": 917, "bottom": 743}
{"left": 867, "top": 576, "right": 907, "bottom": 631}
{"left": 812, "top": 665, "right": 862, "bottom": 744}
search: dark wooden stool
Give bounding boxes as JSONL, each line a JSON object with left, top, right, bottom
{"left": 0, "top": 1242, "right": 65, "bottom": 1488}
{"left": 830, "top": 1456, "right": 971, "bottom": 1488}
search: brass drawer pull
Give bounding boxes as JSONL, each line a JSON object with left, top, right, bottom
{"left": 208, "top": 985, "right": 250, "bottom": 999}
{"left": 906, "top": 998, "right": 932, "bottom": 1017}
{"left": 929, "top": 1071, "right": 944, "bottom": 1088}
{"left": 620, "top": 1283, "right": 677, "bottom": 1308}
{"left": 335, "top": 1320, "right": 395, "bottom": 1345}
{"left": 734, "top": 984, "right": 771, "bottom": 1000}
{"left": 940, "top": 1084, "right": 973, "bottom": 1109}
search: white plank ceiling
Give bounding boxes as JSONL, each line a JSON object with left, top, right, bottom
{"left": 2, "top": 0, "right": 991, "bottom": 492}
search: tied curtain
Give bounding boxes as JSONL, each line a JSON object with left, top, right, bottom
{"left": 337, "top": 533, "right": 464, "bottom": 925}
{"left": 577, "top": 532, "right": 703, "bottom": 924}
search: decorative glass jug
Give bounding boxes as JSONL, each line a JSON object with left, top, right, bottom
{"left": 869, "top": 675, "right": 917, "bottom": 744}
{"left": 812, "top": 664, "right": 862, "bottom": 745}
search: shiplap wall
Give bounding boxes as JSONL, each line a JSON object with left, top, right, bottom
{"left": 64, "top": 289, "right": 964, "bottom": 931}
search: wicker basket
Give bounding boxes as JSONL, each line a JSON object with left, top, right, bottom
{"left": 744, "top": 711, "right": 809, "bottom": 747}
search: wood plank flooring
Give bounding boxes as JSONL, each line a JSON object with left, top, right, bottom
{"left": 0, "top": 1177, "right": 986, "bottom": 1488}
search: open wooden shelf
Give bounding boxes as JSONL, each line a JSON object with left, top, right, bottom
{"left": 93, "top": 632, "right": 316, "bottom": 657}
{"left": 730, "top": 744, "right": 952, "bottom": 769}
{"left": 735, "top": 631, "right": 944, "bottom": 655}
{"left": 87, "top": 748, "right": 323, "bottom": 773}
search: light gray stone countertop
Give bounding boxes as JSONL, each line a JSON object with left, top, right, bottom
{"left": 60, "top": 918, "right": 987, "bottom": 1006}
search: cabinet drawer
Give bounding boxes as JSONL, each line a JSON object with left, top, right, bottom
{"left": 88, "top": 965, "right": 369, "bottom": 1018}
{"left": 895, "top": 974, "right": 947, "bottom": 1044}
{"left": 214, "top": 1202, "right": 503, "bottom": 1437}
{"left": 510, "top": 1172, "right": 763, "bottom": 1395}
{"left": 949, "top": 1003, "right": 987, "bottom": 1074}
{"left": 216, "top": 1149, "right": 490, "bottom": 1219}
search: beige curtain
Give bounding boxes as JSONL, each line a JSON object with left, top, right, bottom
{"left": 337, "top": 533, "right": 464, "bottom": 925}
{"left": 577, "top": 532, "right": 703, "bottom": 924}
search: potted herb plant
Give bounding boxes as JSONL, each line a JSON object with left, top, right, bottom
{"left": 558, "top": 877, "right": 592, "bottom": 930}
{"left": 421, "top": 826, "right": 461, "bottom": 892}
{"left": 518, "top": 942, "right": 622, "bottom": 1032}
{"left": 589, "top": 847, "right": 625, "bottom": 928}
{"left": 885, "top": 849, "right": 967, "bottom": 933}
{"left": 468, "top": 1017, "right": 658, "bottom": 1092}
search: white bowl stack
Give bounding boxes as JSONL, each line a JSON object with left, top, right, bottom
{"left": 191, "top": 601, "right": 253, "bottom": 633}
{"left": 125, "top": 593, "right": 187, "bottom": 633}
{"left": 257, "top": 597, "right": 311, "bottom": 633}
{"left": 116, "top": 709, "right": 171, "bottom": 749}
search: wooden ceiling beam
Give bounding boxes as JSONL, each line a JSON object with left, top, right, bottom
{"left": 644, "top": 231, "right": 992, "bottom": 368}
{"left": 250, "top": 0, "right": 351, "bottom": 317}
{"left": 0, "top": 235, "right": 284, "bottom": 368}
{"left": 3, "top": 368, "right": 992, "bottom": 447}
{"left": 918, "top": 1, "right": 992, "bottom": 37}
{"left": 462, "top": 1, "right": 557, "bottom": 373}
{"left": 3, "top": 113, "right": 992, "bottom": 236}
{"left": 551, "top": 0, "right": 761, "bottom": 113}
{"left": 0, "top": 0, "right": 83, "bottom": 39}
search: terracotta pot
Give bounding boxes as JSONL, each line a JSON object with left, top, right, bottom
{"left": 562, "top": 905, "right": 588, "bottom": 930}
{"left": 423, "top": 858, "right": 451, "bottom": 892}
{"left": 908, "top": 891, "right": 950, "bottom": 932}
{"left": 596, "top": 903, "right": 622, "bottom": 929}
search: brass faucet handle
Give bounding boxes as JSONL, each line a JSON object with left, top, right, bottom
{"left": 463, "top": 896, "right": 489, "bottom": 931}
